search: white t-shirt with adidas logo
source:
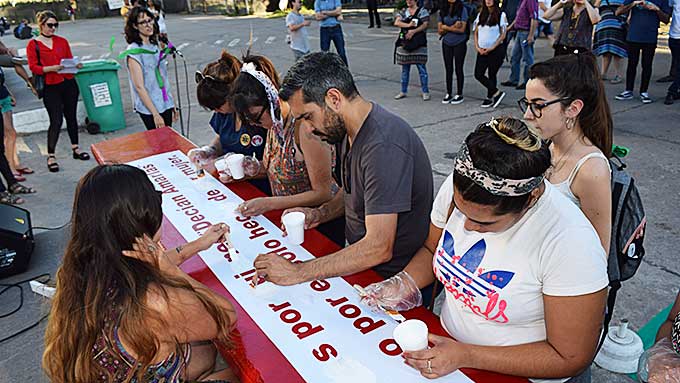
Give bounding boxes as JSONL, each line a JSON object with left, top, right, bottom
{"left": 431, "top": 174, "right": 609, "bottom": 383}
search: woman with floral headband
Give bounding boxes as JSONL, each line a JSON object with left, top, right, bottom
{"left": 360, "top": 117, "right": 608, "bottom": 383}
{"left": 224, "top": 52, "right": 344, "bottom": 246}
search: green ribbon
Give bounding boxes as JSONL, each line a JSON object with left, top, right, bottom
{"left": 118, "top": 46, "right": 172, "bottom": 101}
{"left": 612, "top": 145, "right": 629, "bottom": 158}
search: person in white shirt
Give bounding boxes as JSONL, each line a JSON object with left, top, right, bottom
{"left": 537, "top": 0, "right": 555, "bottom": 45}
{"left": 664, "top": 0, "right": 680, "bottom": 104}
{"left": 287, "top": 0, "right": 312, "bottom": 61}
{"left": 473, "top": 0, "right": 508, "bottom": 108}
{"left": 361, "top": 116, "right": 608, "bottom": 383}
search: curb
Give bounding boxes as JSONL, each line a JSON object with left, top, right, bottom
{"left": 14, "top": 101, "right": 88, "bottom": 135}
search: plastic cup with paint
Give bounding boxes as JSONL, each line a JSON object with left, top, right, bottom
{"left": 214, "top": 158, "right": 229, "bottom": 175}
{"left": 226, "top": 154, "right": 245, "bottom": 179}
{"left": 282, "top": 211, "right": 305, "bottom": 245}
{"left": 393, "top": 319, "right": 428, "bottom": 352}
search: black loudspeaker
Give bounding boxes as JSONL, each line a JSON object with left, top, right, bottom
{"left": 0, "top": 204, "right": 34, "bottom": 278}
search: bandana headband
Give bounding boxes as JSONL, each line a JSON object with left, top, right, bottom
{"left": 454, "top": 143, "right": 544, "bottom": 197}
{"left": 241, "top": 62, "right": 283, "bottom": 134}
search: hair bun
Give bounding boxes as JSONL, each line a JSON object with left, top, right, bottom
{"left": 488, "top": 117, "right": 542, "bottom": 152}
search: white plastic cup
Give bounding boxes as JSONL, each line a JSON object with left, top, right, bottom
{"left": 282, "top": 212, "right": 305, "bottom": 245}
{"left": 226, "top": 154, "right": 245, "bottom": 179}
{"left": 393, "top": 319, "right": 429, "bottom": 352}
{"left": 214, "top": 158, "right": 228, "bottom": 174}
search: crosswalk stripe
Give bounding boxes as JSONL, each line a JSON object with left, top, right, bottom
{"left": 15, "top": 137, "right": 31, "bottom": 154}
{"left": 228, "top": 38, "right": 240, "bottom": 47}
{"left": 37, "top": 143, "right": 48, "bottom": 156}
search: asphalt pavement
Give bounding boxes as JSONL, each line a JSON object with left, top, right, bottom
{"left": 0, "top": 10, "right": 678, "bottom": 383}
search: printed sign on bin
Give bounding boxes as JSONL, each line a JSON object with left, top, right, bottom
{"left": 90, "top": 82, "right": 113, "bottom": 108}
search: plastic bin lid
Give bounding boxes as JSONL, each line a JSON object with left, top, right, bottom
{"left": 76, "top": 59, "right": 121, "bottom": 73}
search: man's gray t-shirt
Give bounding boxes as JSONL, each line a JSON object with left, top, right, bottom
{"left": 286, "top": 12, "right": 310, "bottom": 54}
{"left": 342, "top": 103, "right": 433, "bottom": 279}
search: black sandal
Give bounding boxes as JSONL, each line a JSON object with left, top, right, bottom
{"left": 72, "top": 147, "right": 90, "bottom": 161}
{"left": 47, "top": 155, "right": 60, "bottom": 173}
{"left": 9, "top": 182, "right": 36, "bottom": 194}
{"left": 0, "top": 191, "right": 24, "bottom": 205}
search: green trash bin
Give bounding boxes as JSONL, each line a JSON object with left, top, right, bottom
{"left": 74, "top": 59, "right": 126, "bottom": 133}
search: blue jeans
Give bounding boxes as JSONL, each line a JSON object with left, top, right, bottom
{"left": 319, "top": 25, "right": 348, "bottom": 66}
{"left": 401, "top": 63, "right": 429, "bottom": 94}
{"left": 668, "top": 38, "right": 680, "bottom": 96}
{"left": 509, "top": 30, "right": 534, "bottom": 85}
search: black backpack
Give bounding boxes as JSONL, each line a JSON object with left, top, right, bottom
{"left": 600, "top": 153, "right": 647, "bottom": 346}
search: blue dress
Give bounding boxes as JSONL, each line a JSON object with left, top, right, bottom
{"left": 593, "top": 0, "right": 628, "bottom": 58}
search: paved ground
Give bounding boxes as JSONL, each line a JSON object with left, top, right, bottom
{"left": 0, "top": 10, "right": 678, "bottom": 383}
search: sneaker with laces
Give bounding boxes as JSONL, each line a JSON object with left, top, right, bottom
{"left": 450, "top": 95, "right": 464, "bottom": 105}
{"left": 422, "top": 93, "right": 431, "bottom": 101}
{"left": 442, "top": 94, "right": 452, "bottom": 104}
{"left": 640, "top": 93, "right": 653, "bottom": 104}
{"left": 492, "top": 91, "right": 506, "bottom": 108}
{"left": 481, "top": 99, "right": 494, "bottom": 108}
{"left": 394, "top": 92, "right": 407, "bottom": 100}
{"left": 615, "top": 91, "right": 633, "bottom": 100}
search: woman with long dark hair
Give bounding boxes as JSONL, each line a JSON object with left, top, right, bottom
{"left": 473, "top": 0, "right": 507, "bottom": 108}
{"left": 543, "top": 0, "right": 601, "bottom": 56}
{"left": 27, "top": 10, "right": 89, "bottom": 173}
{"left": 438, "top": 0, "right": 469, "bottom": 104}
{"left": 123, "top": 6, "right": 176, "bottom": 130}
{"left": 189, "top": 50, "right": 270, "bottom": 194}
{"left": 361, "top": 117, "right": 608, "bottom": 382}
{"left": 42, "top": 164, "right": 237, "bottom": 383}
{"left": 521, "top": 52, "right": 612, "bottom": 253}
{"left": 227, "top": 53, "right": 344, "bottom": 246}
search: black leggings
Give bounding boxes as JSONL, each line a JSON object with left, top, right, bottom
{"left": 474, "top": 46, "right": 504, "bottom": 98}
{"left": 625, "top": 42, "right": 656, "bottom": 93}
{"left": 442, "top": 41, "right": 467, "bottom": 96}
{"left": 138, "top": 108, "right": 174, "bottom": 131}
{"left": 44, "top": 79, "right": 79, "bottom": 154}
{"left": 367, "top": 0, "right": 380, "bottom": 26}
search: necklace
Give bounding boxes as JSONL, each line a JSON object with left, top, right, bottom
{"left": 547, "top": 136, "right": 580, "bottom": 180}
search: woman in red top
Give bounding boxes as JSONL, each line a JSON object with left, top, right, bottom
{"left": 27, "top": 11, "right": 89, "bottom": 173}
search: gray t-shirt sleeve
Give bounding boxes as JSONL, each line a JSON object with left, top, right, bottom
{"left": 362, "top": 142, "right": 414, "bottom": 215}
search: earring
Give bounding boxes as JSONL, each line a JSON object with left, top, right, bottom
{"left": 565, "top": 117, "right": 575, "bottom": 130}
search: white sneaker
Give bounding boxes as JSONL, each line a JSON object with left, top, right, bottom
{"left": 394, "top": 92, "right": 407, "bottom": 100}
{"left": 422, "top": 93, "right": 431, "bottom": 101}
{"left": 442, "top": 94, "right": 452, "bottom": 103}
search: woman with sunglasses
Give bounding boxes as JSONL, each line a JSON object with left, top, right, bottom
{"left": 123, "top": 6, "right": 177, "bottom": 130}
{"left": 190, "top": 50, "right": 270, "bottom": 194}
{"left": 542, "top": 0, "right": 601, "bottom": 56}
{"left": 27, "top": 10, "right": 89, "bottom": 173}
{"left": 227, "top": 53, "right": 344, "bottom": 246}
{"left": 520, "top": 52, "right": 612, "bottom": 254}
{"left": 360, "top": 117, "right": 608, "bottom": 382}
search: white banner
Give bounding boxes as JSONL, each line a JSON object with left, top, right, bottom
{"left": 107, "top": 0, "right": 125, "bottom": 10}
{"left": 128, "top": 151, "right": 473, "bottom": 383}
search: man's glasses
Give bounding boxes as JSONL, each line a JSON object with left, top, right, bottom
{"left": 45, "top": 22, "right": 59, "bottom": 28}
{"left": 136, "top": 19, "right": 154, "bottom": 26}
{"left": 517, "top": 97, "right": 571, "bottom": 118}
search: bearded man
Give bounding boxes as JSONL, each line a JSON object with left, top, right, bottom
{"left": 253, "top": 52, "right": 435, "bottom": 301}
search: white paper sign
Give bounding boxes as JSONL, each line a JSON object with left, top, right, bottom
{"left": 107, "top": 0, "right": 125, "bottom": 9}
{"left": 128, "top": 151, "right": 473, "bottom": 383}
{"left": 90, "top": 82, "right": 112, "bottom": 108}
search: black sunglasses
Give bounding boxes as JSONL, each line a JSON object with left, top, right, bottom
{"left": 241, "top": 105, "right": 268, "bottom": 126}
{"left": 517, "top": 97, "right": 571, "bottom": 119}
{"left": 45, "top": 22, "right": 59, "bottom": 28}
{"left": 136, "top": 18, "right": 154, "bottom": 26}
{"left": 195, "top": 71, "right": 227, "bottom": 85}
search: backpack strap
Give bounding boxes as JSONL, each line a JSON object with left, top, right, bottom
{"left": 566, "top": 152, "right": 610, "bottom": 186}
{"left": 597, "top": 280, "right": 621, "bottom": 352}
